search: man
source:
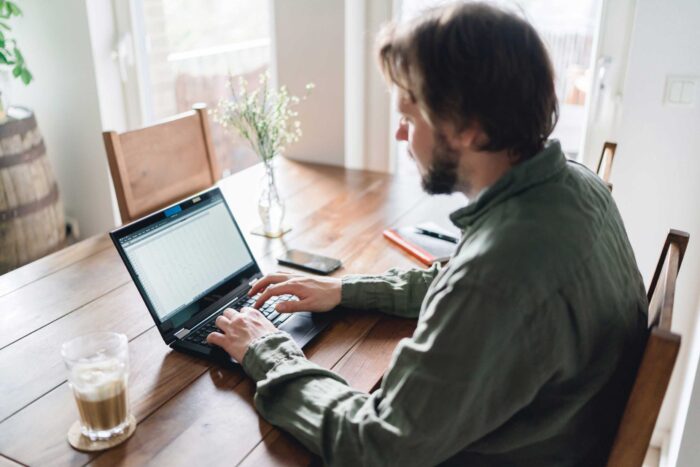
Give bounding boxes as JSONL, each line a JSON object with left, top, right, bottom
{"left": 207, "top": 2, "right": 648, "bottom": 465}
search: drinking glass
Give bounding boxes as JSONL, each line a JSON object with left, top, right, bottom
{"left": 61, "top": 332, "right": 130, "bottom": 441}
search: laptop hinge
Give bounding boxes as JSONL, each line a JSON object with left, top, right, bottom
{"left": 249, "top": 273, "right": 263, "bottom": 287}
{"left": 174, "top": 328, "right": 190, "bottom": 339}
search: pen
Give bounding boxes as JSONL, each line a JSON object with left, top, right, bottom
{"left": 415, "top": 227, "right": 459, "bottom": 244}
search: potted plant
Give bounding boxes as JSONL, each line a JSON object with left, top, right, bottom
{"left": 0, "top": 0, "right": 67, "bottom": 275}
{"left": 214, "top": 72, "right": 313, "bottom": 238}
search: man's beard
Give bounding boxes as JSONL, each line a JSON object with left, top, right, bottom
{"left": 420, "top": 132, "right": 460, "bottom": 195}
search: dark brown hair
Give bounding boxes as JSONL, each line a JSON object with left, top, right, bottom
{"left": 377, "top": 2, "right": 558, "bottom": 160}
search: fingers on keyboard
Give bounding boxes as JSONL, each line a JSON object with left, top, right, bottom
{"left": 257, "top": 295, "right": 298, "bottom": 326}
{"left": 186, "top": 295, "right": 300, "bottom": 346}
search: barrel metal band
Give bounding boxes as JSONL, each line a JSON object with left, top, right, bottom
{"left": 0, "top": 141, "right": 46, "bottom": 169}
{"left": 0, "top": 183, "right": 59, "bottom": 222}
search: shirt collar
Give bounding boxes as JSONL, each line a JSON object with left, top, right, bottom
{"left": 449, "top": 140, "right": 567, "bottom": 230}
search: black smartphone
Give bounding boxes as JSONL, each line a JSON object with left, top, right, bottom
{"left": 277, "top": 249, "right": 342, "bottom": 275}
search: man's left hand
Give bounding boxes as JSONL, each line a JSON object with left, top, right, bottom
{"left": 206, "top": 307, "right": 278, "bottom": 362}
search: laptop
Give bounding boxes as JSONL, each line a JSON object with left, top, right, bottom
{"left": 110, "top": 187, "right": 331, "bottom": 366}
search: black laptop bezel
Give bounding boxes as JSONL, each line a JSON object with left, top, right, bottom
{"left": 109, "top": 187, "right": 262, "bottom": 345}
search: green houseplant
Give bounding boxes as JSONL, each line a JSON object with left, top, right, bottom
{"left": 0, "top": 1, "right": 67, "bottom": 274}
{"left": 215, "top": 72, "right": 312, "bottom": 237}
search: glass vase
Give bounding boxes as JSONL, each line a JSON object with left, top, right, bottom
{"left": 258, "top": 161, "right": 286, "bottom": 237}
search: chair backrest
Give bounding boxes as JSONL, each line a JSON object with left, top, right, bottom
{"left": 103, "top": 104, "right": 221, "bottom": 224}
{"left": 596, "top": 141, "right": 617, "bottom": 191}
{"left": 606, "top": 229, "right": 689, "bottom": 467}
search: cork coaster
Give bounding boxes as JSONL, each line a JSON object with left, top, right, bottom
{"left": 67, "top": 414, "right": 137, "bottom": 452}
{"left": 250, "top": 225, "right": 292, "bottom": 238}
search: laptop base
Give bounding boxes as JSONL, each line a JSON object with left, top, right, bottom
{"left": 171, "top": 311, "right": 333, "bottom": 367}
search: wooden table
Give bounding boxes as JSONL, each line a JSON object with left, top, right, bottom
{"left": 0, "top": 159, "right": 465, "bottom": 466}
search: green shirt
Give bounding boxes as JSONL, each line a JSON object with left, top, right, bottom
{"left": 242, "top": 141, "right": 648, "bottom": 466}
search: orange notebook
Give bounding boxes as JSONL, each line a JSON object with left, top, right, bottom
{"left": 383, "top": 225, "right": 458, "bottom": 266}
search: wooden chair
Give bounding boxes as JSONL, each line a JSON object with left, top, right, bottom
{"left": 596, "top": 141, "right": 617, "bottom": 191}
{"left": 103, "top": 104, "right": 221, "bottom": 224}
{"left": 606, "top": 229, "right": 690, "bottom": 467}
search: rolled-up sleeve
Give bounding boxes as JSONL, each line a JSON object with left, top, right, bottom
{"left": 242, "top": 269, "right": 551, "bottom": 466}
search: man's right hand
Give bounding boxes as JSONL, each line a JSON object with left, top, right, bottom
{"left": 248, "top": 273, "right": 342, "bottom": 313}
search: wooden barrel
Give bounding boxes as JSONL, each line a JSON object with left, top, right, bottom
{"left": 0, "top": 107, "right": 65, "bottom": 274}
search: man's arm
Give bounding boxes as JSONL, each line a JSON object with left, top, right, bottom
{"left": 241, "top": 271, "right": 552, "bottom": 466}
{"left": 249, "top": 265, "right": 441, "bottom": 319}
{"left": 340, "top": 263, "right": 441, "bottom": 318}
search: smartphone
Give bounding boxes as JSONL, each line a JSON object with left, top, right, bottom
{"left": 277, "top": 249, "right": 342, "bottom": 275}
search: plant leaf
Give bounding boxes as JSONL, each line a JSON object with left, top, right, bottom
{"left": 0, "top": 51, "right": 9, "bottom": 64}
{"left": 20, "top": 68, "right": 31, "bottom": 85}
{"left": 12, "top": 64, "right": 20, "bottom": 77}
{"left": 8, "top": 2, "right": 21, "bottom": 16}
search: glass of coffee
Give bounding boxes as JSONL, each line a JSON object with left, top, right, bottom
{"left": 61, "top": 332, "right": 131, "bottom": 441}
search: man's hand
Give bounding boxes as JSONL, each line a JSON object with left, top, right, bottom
{"left": 249, "top": 273, "right": 342, "bottom": 313}
{"left": 206, "top": 307, "right": 278, "bottom": 362}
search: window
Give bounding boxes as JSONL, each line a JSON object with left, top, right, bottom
{"left": 135, "top": 0, "right": 272, "bottom": 175}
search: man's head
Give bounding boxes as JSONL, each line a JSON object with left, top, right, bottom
{"left": 377, "top": 2, "right": 558, "bottom": 195}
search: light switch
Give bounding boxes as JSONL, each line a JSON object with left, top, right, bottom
{"left": 680, "top": 80, "right": 696, "bottom": 105}
{"left": 669, "top": 81, "right": 683, "bottom": 103}
{"left": 664, "top": 75, "right": 699, "bottom": 107}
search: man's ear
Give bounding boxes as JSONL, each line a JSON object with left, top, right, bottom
{"left": 449, "top": 124, "right": 482, "bottom": 150}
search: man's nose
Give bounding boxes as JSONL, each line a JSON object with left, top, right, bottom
{"left": 395, "top": 123, "right": 408, "bottom": 142}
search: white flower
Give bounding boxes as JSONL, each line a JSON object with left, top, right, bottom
{"left": 213, "top": 71, "right": 314, "bottom": 163}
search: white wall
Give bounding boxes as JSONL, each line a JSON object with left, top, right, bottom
{"left": 12, "top": 0, "right": 116, "bottom": 238}
{"left": 345, "top": 0, "right": 393, "bottom": 173}
{"left": 360, "top": 0, "right": 393, "bottom": 173}
{"left": 275, "top": 0, "right": 394, "bottom": 172}
{"left": 273, "top": 0, "right": 345, "bottom": 167}
{"left": 609, "top": 0, "right": 700, "bottom": 464}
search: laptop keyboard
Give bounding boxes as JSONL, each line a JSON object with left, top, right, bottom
{"left": 183, "top": 294, "right": 299, "bottom": 347}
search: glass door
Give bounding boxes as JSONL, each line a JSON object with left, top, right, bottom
{"left": 113, "top": 0, "right": 273, "bottom": 176}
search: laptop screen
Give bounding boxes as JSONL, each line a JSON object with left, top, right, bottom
{"left": 114, "top": 189, "right": 257, "bottom": 328}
